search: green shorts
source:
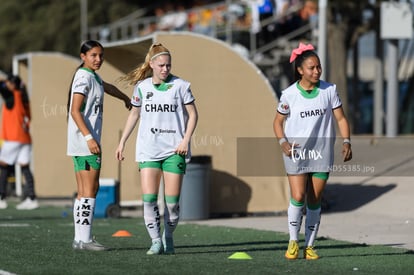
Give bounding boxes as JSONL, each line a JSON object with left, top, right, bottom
{"left": 72, "top": 155, "right": 101, "bottom": 172}
{"left": 311, "top": 172, "right": 329, "bottom": 180}
{"left": 139, "top": 154, "right": 186, "bottom": 174}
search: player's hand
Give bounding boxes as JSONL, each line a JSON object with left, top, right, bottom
{"left": 280, "top": 141, "right": 291, "bottom": 156}
{"left": 115, "top": 144, "right": 125, "bottom": 161}
{"left": 280, "top": 141, "right": 300, "bottom": 157}
{"left": 87, "top": 139, "right": 101, "bottom": 155}
{"left": 175, "top": 142, "right": 188, "bottom": 156}
{"left": 342, "top": 143, "right": 352, "bottom": 162}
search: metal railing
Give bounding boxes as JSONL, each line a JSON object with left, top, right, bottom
{"left": 87, "top": 1, "right": 316, "bottom": 79}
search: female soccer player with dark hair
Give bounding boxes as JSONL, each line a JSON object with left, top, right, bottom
{"left": 67, "top": 40, "right": 130, "bottom": 251}
{"left": 274, "top": 42, "right": 352, "bottom": 260}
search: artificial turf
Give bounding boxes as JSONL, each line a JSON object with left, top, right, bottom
{"left": 0, "top": 201, "right": 413, "bottom": 275}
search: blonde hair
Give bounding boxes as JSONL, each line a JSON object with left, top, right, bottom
{"left": 121, "top": 43, "right": 171, "bottom": 86}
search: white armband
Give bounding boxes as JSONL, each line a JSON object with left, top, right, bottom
{"left": 279, "top": 137, "right": 287, "bottom": 145}
{"left": 84, "top": 134, "right": 93, "bottom": 141}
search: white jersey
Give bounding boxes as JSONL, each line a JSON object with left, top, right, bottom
{"left": 131, "top": 75, "right": 195, "bottom": 162}
{"left": 67, "top": 68, "right": 104, "bottom": 156}
{"left": 277, "top": 80, "right": 342, "bottom": 174}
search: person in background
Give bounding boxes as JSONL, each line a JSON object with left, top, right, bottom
{"left": 67, "top": 40, "right": 131, "bottom": 251}
{"left": 116, "top": 43, "right": 198, "bottom": 255}
{"left": 248, "top": 0, "right": 275, "bottom": 46}
{"left": 274, "top": 0, "right": 291, "bottom": 18}
{"left": 273, "top": 42, "right": 352, "bottom": 260}
{"left": 274, "top": 0, "right": 318, "bottom": 40}
{"left": 0, "top": 74, "right": 38, "bottom": 210}
{"left": 156, "top": 1, "right": 188, "bottom": 31}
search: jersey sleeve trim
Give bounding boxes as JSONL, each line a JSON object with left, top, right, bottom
{"left": 184, "top": 99, "right": 195, "bottom": 105}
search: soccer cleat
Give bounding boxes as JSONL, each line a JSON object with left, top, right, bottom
{"left": 16, "top": 198, "right": 39, "bottom": 210}
{"left": 0, "top": 198, "right": 7, "bottom": 209}
{"left": 73, "top": 239, "right": 108, "bottom": 251}
{"left": 162, "top": 231, "right": 175, "bottom": 254}
{"left": 72, "top": 240, "right": 81, "bottom": 249}
{"left": 80, "top": 240, "right": 108, "bottom": 251}
{"left": 304, "top": 246, "right": 319, "bottom": 260}
{"left": 146, "top": 239, "right": 163, "bottom": 255}
{"left": 285, "top": 240, "right": 299, "bottom": 260}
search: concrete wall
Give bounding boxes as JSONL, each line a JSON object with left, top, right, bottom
{"left": 13, "top": 32, "right": 289, "bottom": 214}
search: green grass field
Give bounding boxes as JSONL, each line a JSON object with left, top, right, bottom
{"left": 0, "top": 201, "right": 413, "bottom": 275}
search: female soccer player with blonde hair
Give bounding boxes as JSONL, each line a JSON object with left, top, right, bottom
{"left": 116, "top": 43, "right": 198, "bottom": 255}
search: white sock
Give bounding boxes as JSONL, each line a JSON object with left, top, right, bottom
{"left": 144, "top": 201, "right": 161, "bottom": 240}
{"left": 305, "top": 207, "right": 321, "bottom": 247}
{"left": 164, "top": 202, "right": 180, "bottom": 238}
{"left": 78, "top": 197, "right": 95, "bottom": 243}
{"left": 287, "top": 200, "right": 304, "bottom": 241}
{"left": 73, "top": 199, "right": 80, "bottom": 241}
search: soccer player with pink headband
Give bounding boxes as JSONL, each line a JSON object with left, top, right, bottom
{"left": 273, "top": 42, "right": 352, "bottom": 260}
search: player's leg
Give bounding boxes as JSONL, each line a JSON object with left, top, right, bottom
{"left": 303, "top": 172, "right": 328, "bottom": 260}
{"left": 285, "top": 174, "right": 307, "bottom": 259}
{"left": 0, "top": 141, "right": 20, "bottom": 209}
{"left": 0, "top": 162, "right": 9, "bottom": 209}
{"left": 72, "top": 155, "right": 106, "bottom": 251}
{"left": 140, "top": 163, "right": 163, "bottom": 255}
{"left": 76, "top": 168, "right": 100, "bottom": 240}
{"left": 16, "top": 144, "right": 39, "bottom": 210}
{"left": 161, "top": 154, "right": 186, "bottom": 254}
{"left": 73, "top": 172, "right": 82, "bottom": 244}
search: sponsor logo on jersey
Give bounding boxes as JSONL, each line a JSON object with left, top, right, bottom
{"left": 300, "top": 108, "right": 326, "bottom": 118}
{"left": 145, "top": 104, "right": 178, "bottom": 112}
{"left": 150, "top": 128, "right": 176, "bottom": 134}
{"left": 94, "top": 96, "right": 103, "bottom": 114}
{"left": 94, "top": 103, "right": 103, "bottom": 114}
{"left": 146, "top": 92, "right": 154, "bottom": 99}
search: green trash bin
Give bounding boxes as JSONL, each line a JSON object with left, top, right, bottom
{"left": 180, "top": 155, "right": 211, "bottom": 220}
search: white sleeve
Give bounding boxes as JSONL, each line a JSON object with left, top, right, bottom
{"left": 331, "top": 84, "right": 342, "bottom": 109}
{"left": 72, "top": 72, "right": 90, "bottom": 96}
{"left": 182, "top": 82, "right": 195, "bottom": 104}
{"left": 131, "top": 84, "right": 142, "bottom": 107}
{"left": 277, "top": 93, "right": 290, "bottom": 115}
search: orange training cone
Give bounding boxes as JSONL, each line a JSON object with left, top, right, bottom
{"left": 112, "top": 230, "right": 132, "bottom": 237}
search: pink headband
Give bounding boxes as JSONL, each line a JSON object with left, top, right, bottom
{"left": 289, "top": 42, "right": 315, "bottom": 63}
